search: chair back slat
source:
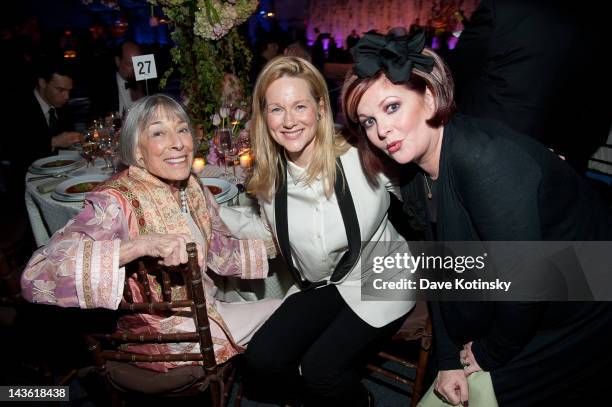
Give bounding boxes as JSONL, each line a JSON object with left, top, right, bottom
{"left": 161, "top": 269, "right": 172, "bottom": 301}
{"left": 185, "top": 243, "right": 216, "bottom": 371}
{"left": 117, "top": 299, "right": 194, "bottom": 311}
{"left": 100, "top": 351, "right": 204, "bottom": 363}
{"left": 137, "top": 261, "right": 152, "bottom": 302}
{"left": 91, "top": 331, "right": 199, "bottom": 343}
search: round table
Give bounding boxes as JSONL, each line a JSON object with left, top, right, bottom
{"left": 25, "top": 154, "right": 108, "bottom": 247}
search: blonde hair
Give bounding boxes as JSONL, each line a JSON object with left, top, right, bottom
{"left": 249, "top": 56, "right": 349, "bottom": 201}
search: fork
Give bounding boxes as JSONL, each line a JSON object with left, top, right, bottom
{"left": 27, "top": 164, "right": 84, "bottom": 181}
{"left": 27, "top": 173, "right": 70, "bottom": 182}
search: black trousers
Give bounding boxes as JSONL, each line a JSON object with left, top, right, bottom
{"left": 242, "top": 284, "right": 405, "bottom": 406}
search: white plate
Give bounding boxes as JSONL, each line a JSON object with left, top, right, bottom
{"left": 51, "top": 174, "right": 109, "bottom": 202}
{"left": 216, "top": 184, "right": 239, "bottom": 204}
{"left": 51, "top": 191, "right": 88, "bottom": 202}
{"left": 200, "top": 177, "right": 232, "bottom": 198}
{"left": 31, "top": 156, "right": 84, "bottom": 174}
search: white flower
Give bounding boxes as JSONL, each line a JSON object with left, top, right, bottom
{"left": 234, "top": 108, "right": 246, "bottom": 121}
{"left": 212, "top": 113, "right": 221, "bottom": 126}
{"left": 219, "top": 107, "right": 230, "bottom": 119}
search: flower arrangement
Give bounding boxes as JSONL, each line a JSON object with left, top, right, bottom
{"left": 148, "top": 0, "right": 257, "bottom": 152}
{"left": 212, "top": 105, "right": 247, "bottom": 135}
{"left": 207, "top": 104, "right": 249, "bottom": 164}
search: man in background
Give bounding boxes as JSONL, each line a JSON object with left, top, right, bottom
{"left": 447, "top": 0, "right": 611, "bottom": 174}
{"left": 89, "top": 40, "right": 145, "bottom": 117}
{"left": 6, "top": 58, "right": 81, "bottom": 180}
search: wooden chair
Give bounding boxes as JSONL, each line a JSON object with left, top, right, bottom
{"left": 367, "top": 302, "right": 433, "bottom": 407}
{"left": 83, "top": 242, "right": 236, "bottom": 406}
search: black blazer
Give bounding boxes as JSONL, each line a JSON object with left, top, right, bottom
{"left": 447, "top": 0, "right": 612, "bottom": 172}
{"left": 89, "top": 70, "right": 120, "bottom": 118}
{"left": 400, "top": 114, "right": 612, "bottom": 406}
{"left": 89, "top": 70, "right": 150, "bottom": 118}
{"left": 8, "top": 91, "right": 73, "bottom": 172}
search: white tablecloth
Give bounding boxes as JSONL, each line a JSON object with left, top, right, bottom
{"left": 24, "top": 154, "right": 290, "bottom": 301}
{"left": 25, "top": 153, "right": 107, "bottom": 247}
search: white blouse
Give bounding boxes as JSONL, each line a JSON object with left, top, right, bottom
{"left": 285, "top": 160, "right": 346, "bottom": 283}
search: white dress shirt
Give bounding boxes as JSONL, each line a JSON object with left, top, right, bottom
{"left": 116, "top": 72, "right": 135, "bottom": 114}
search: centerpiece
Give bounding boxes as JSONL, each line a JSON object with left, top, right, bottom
{"left": 148, "top": 0, "right": 257, "bottom": 154}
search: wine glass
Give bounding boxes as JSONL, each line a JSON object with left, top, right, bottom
{"left": 99, "top": 136, "right": 117, "bottom": 173}
{"left": 81, "top": 139, "right": 99, "bottom": 168}
{"left": 215, "top": 128, "right": 233, "bottom": 177}
{"left": 226, "top": 145, "right": 240, "bottom": 183}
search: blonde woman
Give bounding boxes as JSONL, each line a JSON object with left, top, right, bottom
{"left": 220, "top": 56, "right": 414, "bottom": 406}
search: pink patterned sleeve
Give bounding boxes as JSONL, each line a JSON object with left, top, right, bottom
{"left": 201, "top": 187, "right": 270, "bottom": 280}
{"left": 20, "top": 190, "right": 130, "bottom": 309}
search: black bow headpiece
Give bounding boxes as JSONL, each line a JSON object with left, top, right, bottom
{"left": 351, "top": 31, "right": 434, "bottom": 83}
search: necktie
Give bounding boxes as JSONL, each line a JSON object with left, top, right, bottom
{"left": 48, "top": 107, "right": 58, "bottom": 135}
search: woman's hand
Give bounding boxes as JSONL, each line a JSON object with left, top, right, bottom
{"left": 434, "top": 369, "right": 469, "bottom": 406}
{"left": 120, "top": 233, "right": 204, "bottom": 268}
{"left": 460, "top": 341, "right": 483, "bottom": 376}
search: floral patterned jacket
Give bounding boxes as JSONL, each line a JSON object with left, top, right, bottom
{"left": 21, "top": 166, "right": 270, "bottom": 371}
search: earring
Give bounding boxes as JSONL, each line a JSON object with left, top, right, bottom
{"left": 317, "top": 113, "right": 322, "bottom": 120}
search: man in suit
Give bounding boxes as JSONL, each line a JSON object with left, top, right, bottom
{"left": 446, "top": 0, "right": 611, "bottom": 174}
{"left": 0, "top": 58, "right": 81, "bottom": 231}
{"left": 6, "top": 59, "right": 81, "bottom": 179}
{"left": 89, "top": 41, "right": 145, "bottom": 118}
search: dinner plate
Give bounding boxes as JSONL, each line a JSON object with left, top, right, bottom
{"left": 215, "top": 184, "right": 239, "bottom": 204}
{"left": 30, "top": 156, "right": 84, "bottom": 174}
{"left": 200, "top": 177, "right": 232, "bottom": 199}
{"left": 51, "top": 174, "right": 109, "bottom": 202}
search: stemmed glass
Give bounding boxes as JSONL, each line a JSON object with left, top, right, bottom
{"left": 99, "top": 135, "right": 118, "bottom": 173}
{"left": 226, "top": 145, "right": 240, "bottom": 183}
{"left": 215, "top": 128, "right": 233, "bottom": 178}
{"left": 81, "top": 138, "right": 99, "bottom": 168}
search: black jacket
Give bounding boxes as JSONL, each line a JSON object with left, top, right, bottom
{"left": 447, "top": 0, "right": 612, "bottom": 172}
{"left": 400, "top": 114, "right": 612, "bottom": 406}
{"left": 7, "top": 91, "right": 73, "bottom": 173}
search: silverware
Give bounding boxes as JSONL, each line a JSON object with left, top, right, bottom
{"left": 27, "top": 173, "right": 69, "bottom": 181}
{"left": 27, "top": 163, "right": 84, "bottom": 181}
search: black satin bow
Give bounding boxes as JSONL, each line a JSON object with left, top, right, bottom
{"left": 351, "top": 31, "right": 434, "bottom": 83}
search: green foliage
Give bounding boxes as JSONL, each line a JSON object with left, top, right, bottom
{"left": 149, "top": 0, "right": 255, "bottom": 135}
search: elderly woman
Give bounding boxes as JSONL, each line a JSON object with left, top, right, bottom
{"left": 341, "top": 32, "right": 612, "bottom": 406}
{"left": 20, "top": 94, "right": 280, "bottom": 372}
{"left": 219, "top": 56, "right": 414, "bottom": 406}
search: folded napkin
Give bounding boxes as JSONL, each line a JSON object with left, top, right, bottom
{"left": 37, "top": 178, "right": 66, "bottom": 194}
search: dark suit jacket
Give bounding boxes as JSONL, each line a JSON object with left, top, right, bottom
{"left": 400, "top": 114, "right": 612, "bottom": 405}
{"left": 8, "top": 91, "right": 73, "bottom": 172}
{"left": 89, "top": 70, "right": 152, "bottom": 118}
{"left": 89, "top": 70, "right": 120, "bottom": 118}
{"left": 447, "top": 0, "right": 612, "bottom": 173}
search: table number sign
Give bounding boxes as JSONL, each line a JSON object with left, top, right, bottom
{"left": 132, "top": 54, "right": 158, "bottom": 81}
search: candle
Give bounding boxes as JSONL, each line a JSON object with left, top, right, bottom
{"left": 239, "top": 152, "right": 253, "bottom": 168}
{"left": 192, "top": 157, "right": 206, "bottom": 174}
